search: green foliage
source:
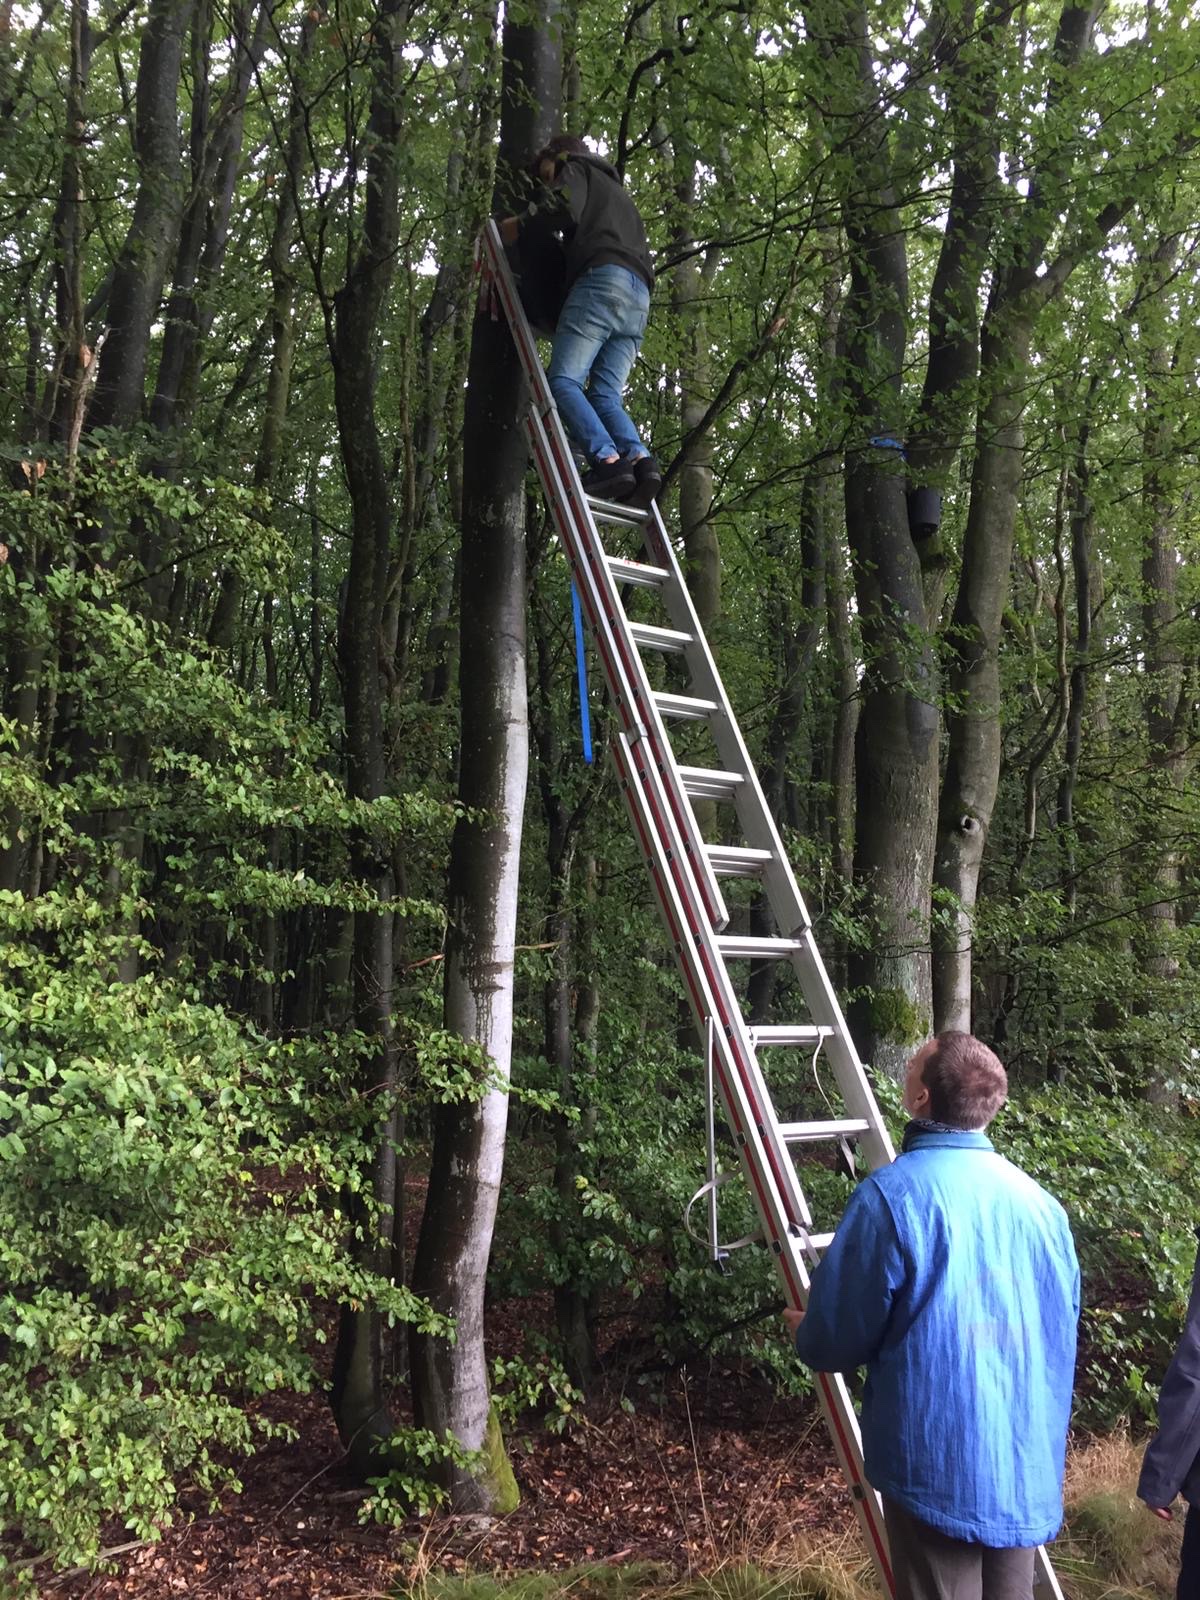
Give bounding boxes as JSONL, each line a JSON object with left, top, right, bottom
{"left": 360, "top": 1430, "right": 483, "bottom": 1522}
{"left": 0, "top": 896, "right": 447, "bottom": 1576}
{"left": 492, "top": 1340, "right": 585, "bottom": 1434}
{"left": 997, "top": 1091, "right": 1200, "bottom": 1429}
{"left": 0, "top": 458, "right": 459, "bottom": 1575}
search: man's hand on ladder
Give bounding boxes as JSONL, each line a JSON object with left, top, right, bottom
{"left": 782, "top": 1307, "right": 805, "bottom": 1338}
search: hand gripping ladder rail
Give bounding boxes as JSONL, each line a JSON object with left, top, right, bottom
{"left": 476, "top": 219, "right": 1063, "bottom": 1600}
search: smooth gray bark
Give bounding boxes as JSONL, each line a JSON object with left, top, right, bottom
{"left": 409, "top": 0, "right": 560, "bottom": 1513}
{"left": 932, "top": 305, "right": 1033, "bottom": 1032}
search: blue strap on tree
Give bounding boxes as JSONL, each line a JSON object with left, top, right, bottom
{"left": 571, "top": 581, "right": 593, "bottom": 764}
{"left": 869, "top": 435, "right": 907, "bottom": 457}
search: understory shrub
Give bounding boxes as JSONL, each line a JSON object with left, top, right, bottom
{"left": 0, "top": 899, "right": 447, "bottom": 1580}
{"left": 998, "top": 1089, "right": 1200, "bottom": 1429}
{"left": 0, "top": 512, "right": 457, "bottom": 1580}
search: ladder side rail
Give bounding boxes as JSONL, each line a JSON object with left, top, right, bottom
{"left": 480, "top": 218, "right": 730, "bottom": 931}
{"left": 522, "top": 414, "right": 732, "bottom": 937}
{"left": 788, "top": 930, "right": 896, "bottom": 1170}
{"left": 478, "top": 221, "right": 557, "bottom": 416}
{"left": 1035, "top": 1548, "right": 1065, "bottom": 1600}
{"left": 812, "top": 1365, "right": 894, "bottom": 1591}
{"left": 638, "top": 501, "right": 896, "bottom": 1170}
{"left": 613, "top": 725, "right": 893, "bottom": 1594}
{"left": 611, "top": 732, "right": 813, "bottom": 1270}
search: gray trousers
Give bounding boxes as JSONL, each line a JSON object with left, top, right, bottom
{"left": 883, "top": 1499, "right": 1036, "bottom": 1600}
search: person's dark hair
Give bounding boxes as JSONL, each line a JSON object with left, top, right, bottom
{"left": 546, "top": 133, "right": 588, "bottom": 159}
{"left": 530, "top": 133, "right": 590, "bottom": 175}
{"left": 918, "top": 1031, "right": 1007, "bottom": 1129}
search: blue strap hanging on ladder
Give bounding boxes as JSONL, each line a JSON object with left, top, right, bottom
{"left": 571, "top": 581, "right": 593, "bottom": 764}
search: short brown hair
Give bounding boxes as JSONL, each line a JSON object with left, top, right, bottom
{"left": 918, "top": 1032, "right": 1007, "bottom": 1129}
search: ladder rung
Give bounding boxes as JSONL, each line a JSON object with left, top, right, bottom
{"left": 779, "top": 1118, "right": 872, "bottom": 1144}
{"left": 653, "top": 691, "right": 718, "bottom": 721}
{"left": 679, "top": 764, "right": 744, "bottom": 801}
{"left": 587, "top": 494, "right": 649, "bottom": 525}
{"left": 715, "top": 935, "right": 803, "bottom": 960}
{"left": 805, "top": 1232, "right": 834, "bottom": 1253}
{"left": 706, "top": 844, "right": 773, "bottom": 878}
{"left": 629, "top": 621, "right": 693, "bottom": 653}
{"left": 606, "top": 554, "right": 670, "bottom": 588}
{"left": 749, "top": 1025, "right": 834, "bottom": 1048}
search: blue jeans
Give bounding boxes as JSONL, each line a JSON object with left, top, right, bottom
{"left": 547, "top": 264, "right": 651, "bottom": 465}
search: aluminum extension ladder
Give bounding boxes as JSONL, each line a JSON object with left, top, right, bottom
{"left": 476, "top": 218, "right": 1063, "bottom": 1600}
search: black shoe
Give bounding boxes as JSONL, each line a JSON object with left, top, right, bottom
{"left": 581, "top": 458, "right": 636, "bottom": 500}
{"left": 627, "top": 454, "right": 662, "bottom": 510}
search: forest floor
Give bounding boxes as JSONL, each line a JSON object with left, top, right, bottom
{"left": 50, "top": 1318, "right": 1184, "bottom": 1600}
{"left": 48, "top": 1259, "right": 860, "bottom": 1600}
{"left": 45, "top": 1172, "right": 1175, "bottom": 1600}
{"left": 52, "top": 1336, "right": 851, "bottom": 1600}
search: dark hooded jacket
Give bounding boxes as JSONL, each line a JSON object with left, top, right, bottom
{"left": 529, "top": 153, "right": 654, "bottom": 293}
{"left": 1139, "top": 1230, "right": 1200, "bottom": 1509}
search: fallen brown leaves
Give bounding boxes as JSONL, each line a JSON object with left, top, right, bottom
{"left": 50, "top": 1362, "right": 848, "bottom": 1600}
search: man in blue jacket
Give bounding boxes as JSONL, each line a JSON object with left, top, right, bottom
{"left": 1138, "top": 1229, "right": 1200, "bottom": 1599}
{"left": 785, "top": 1031, "right": 1080, "bottom": 1599}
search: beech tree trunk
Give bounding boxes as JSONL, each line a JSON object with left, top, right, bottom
{"left": 833, "top": 39, "right": 938, "bottom": 1078}
{"left": 325, "top": 0, "right": 410, "bottom": 1475}
{"left": 932, "top": 305, "right": 1033, "bottom": 1031}
{"left": 88, "top": 0, "right": 189, "bottom": 433}
{"left": 930, "top": 0, "right": 1150, "bottom": 1031}
{"left": 809, "top": 0, "right": 1008, "bottom": 1075}
{"left": 1137, "top": 232, "right": 1188, "bottom": 1102}
{"left": 409, "top": 0, "right": 560, "bottom": 1513}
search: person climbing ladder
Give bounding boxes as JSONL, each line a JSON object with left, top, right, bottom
{"left": 500, "top": 134, "right": 661, "bottom": 510}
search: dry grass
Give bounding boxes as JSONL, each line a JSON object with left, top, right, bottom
{"left": 395, "top": 1431, "right": 1184, "bottom": 1600}
{"left": 1056, "top": 1433, "right": 1183, "bottom": 1600}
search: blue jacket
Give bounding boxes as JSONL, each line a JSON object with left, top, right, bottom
{"left": 1138, "top": 1230, "right": 1200, "bottom": 1510}
{"left": 793, "top": 1128, "right": 1080, "bottom": 1546}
